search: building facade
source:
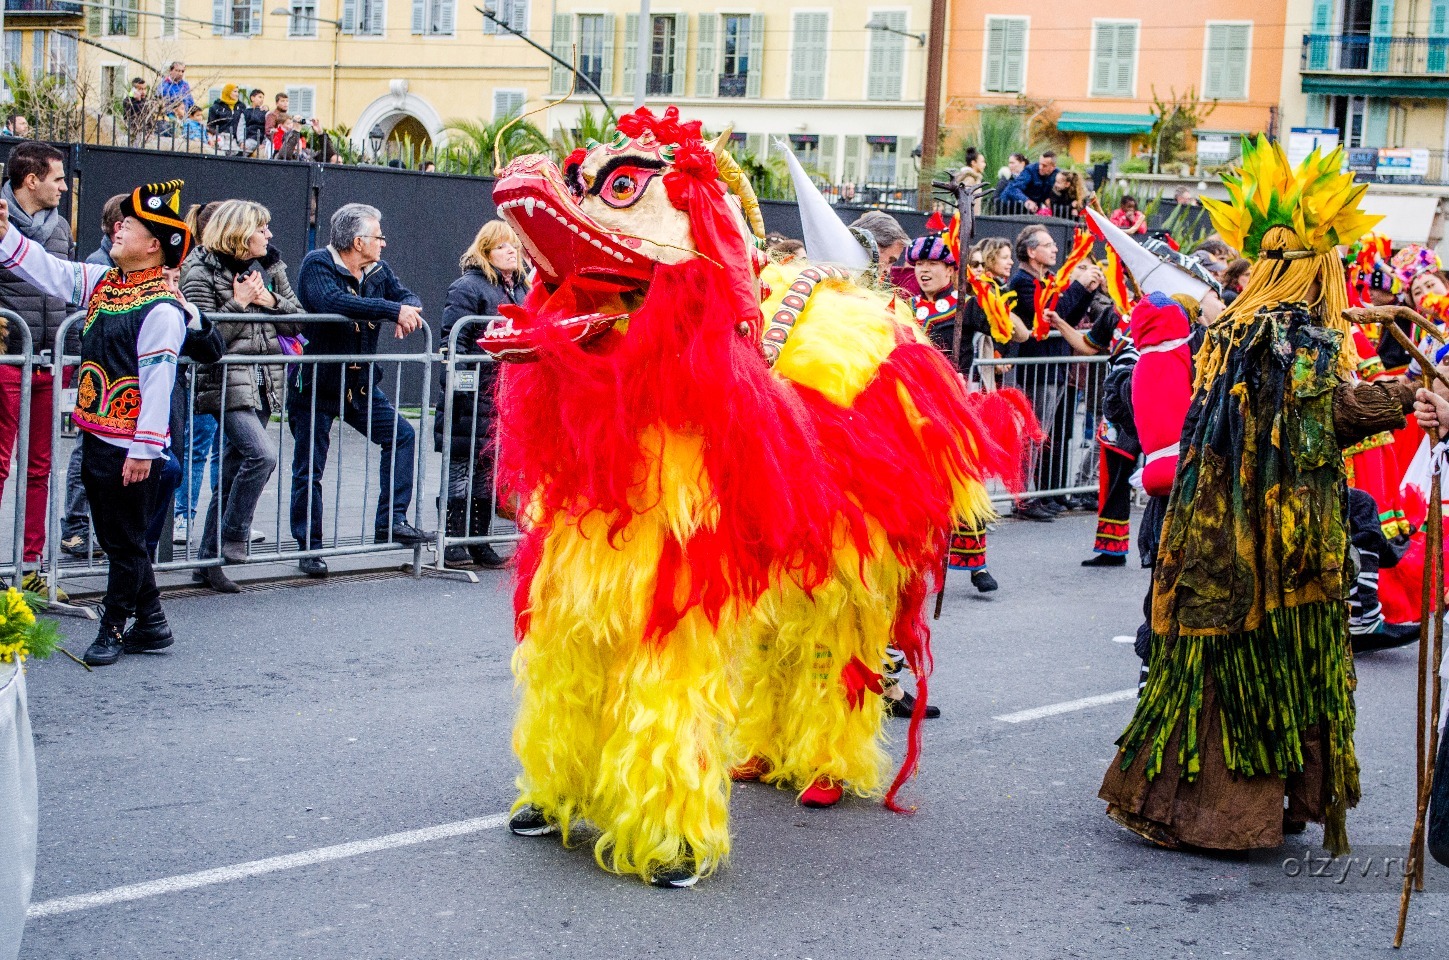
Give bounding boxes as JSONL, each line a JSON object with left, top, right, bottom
{"left": 942, "top": 3, "right": 1285, "bottom": 169}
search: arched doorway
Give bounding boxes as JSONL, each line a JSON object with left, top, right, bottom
{"left": 352, "top": 92, "right": 446, "bottom": 164}
{"left": 386, "top": 115, "right": 432, "bottom": 164}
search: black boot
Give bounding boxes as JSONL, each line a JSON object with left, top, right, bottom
{"left": 122, "top": 606, "right": 174, "bottom": 654}
{"left": 443, "top": 498, "right": 472, "bottom": 566}
{"left": 83, "top": 618, "right": 126, "bottom": 666}
{"left": 468, "top": 498, "right": 507, "bottom": 569}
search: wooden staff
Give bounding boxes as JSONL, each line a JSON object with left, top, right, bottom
{"left": 932, "top": 177, "right": 988, "bottom": 620}
{"left": 1377, "top": 318, "right": 1449, "bottom": 946}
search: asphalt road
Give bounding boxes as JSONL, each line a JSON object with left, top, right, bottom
{"left": 16, "top": 510, "right": 1448, "bottom": 959}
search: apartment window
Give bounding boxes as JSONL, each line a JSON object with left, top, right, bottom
{"left": 101, "top": 64, "right": 128, "bottom": 100}
{"left": 697, "top": 13, "right": 762, "bottom": 99}
{"left": 412, "top": 0, "right": 454, "bottom": 35}
{"left": 789, "top": 10, "right": 828, "bottom": 100}
{"left": 284, "top": 85, "right": 315, "bottom": 120}
{"left": 789, "top": 133, "right": 820, "bottom": 169}
{"left": 1090, "top": 20, "right": 1138, "bottom": 97}
{"left": 482, "top": 0, "right": 527, "bottom": 35}
{"left": 106, "top": 0, "right": 139, "bottom": 36}
{"left": 623, "top": 11, "right": 684, "bottom": 96}
{"left": 579, "top": 14, "right": 607, "bottom": 89}
{"left": 1203, "top": 22, "right": 1251, "bottom": 100}
{"left": 4, "top": 31, "right": 22, "bottom": 73}
{"left": 983, "top": 16, "right": 1027, "bottom": 93}
{"left": 493, "top": 87, "right": 524, "bottom": 120}
{"left": 211, "top": 0, "right": 261, "bottom": 35}
{"left": 647, "top": 15, "right": 677, "bottom": 95}
{"left": 866, "top": 10, "right": 907, "bottom": 101}
{"left": 866, "top": 136, "right": 897, "bottom": 183}
{"left": 288, "top": 0, "right": 317, "bottom": 36}
{"left": 719, "top": 14, "right": 751, "bottom": 97}
{"left": 342, "top": 0, "right": 384, "bottom": 36}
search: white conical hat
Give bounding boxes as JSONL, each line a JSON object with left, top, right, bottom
{"left": 776, "top": 138, "right": 870, "bottom": 270}
{"left": 1086, "top": 207, "right": 1211, "bottom": 300}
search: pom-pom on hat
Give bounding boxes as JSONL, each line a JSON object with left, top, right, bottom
{"left": 121, "top": 179, "right": 191, "bottom": 267}
{"left": 1392, "top": 243, "right": 1441, "bottom": 289}
{"left": 905, "top": 235, "right": 957, "bottom": 267}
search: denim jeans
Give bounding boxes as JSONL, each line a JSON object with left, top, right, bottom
{"left": 174, "top": 411, "right": 220, "bottom": 521}
{"left": 199, "top": 407, "right": 279, "bottom": 560}
{"left": 60, "top": 442, "right": 89, "bottom": 541}
{"left": 287, "top": 384, "right": 416, "bottom": 548}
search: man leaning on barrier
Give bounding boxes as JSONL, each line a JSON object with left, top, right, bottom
{"left": 289, "top": 203, "right": 433, "bottom": 578}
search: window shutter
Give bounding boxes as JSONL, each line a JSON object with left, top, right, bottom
{"left": 867, "top": 10, "right": 906, "bottom": 101}
{"left": 1205, "top": 24, "right": 1250, "bottom": 99}
{"left": 1306, "top": 0, "right": 1332, "bottom": 69}
{"left": 286, "top": 86, "right": 315, "bottom": 118}
{"left": 747, "top": 13, "right": 764, "bottom": 99}
{"left": 696, "top": 14, "right": 717, "bottom": 98}
{"left": 790, "top": 11, "right": 827, "bottom": 100}
{"left": 623, "top": 12, "right": 639, "bottom": 97}
{"left": 439, "top": 0, "right": 454, "bottom": 35}
{"left": 598, "top": 13, "right": 616, "bottom": 94}
{"left": 1002, "top": 19, "right": 1026, "bottom": 92}
{"left": 1115, "top": 24, "right": 1137, "bottom": 94}
{"left": 818, "top": 134, "right": 837, "bottom": 181}
{"left": 510, "top": 0, "right": 527, "bottom": 33}
{"left": 342, "top": 0, "right": 357, "bottom": 33}
{"left": 369, "top": 0, "right": 384, "bottom": 36}
{"left": 549, "top": 12, "right": 572, "bottom": 95}
{"left": 745, "top": 132, "right": 765, "bottom": 159}
{"left": 213, "top": 0, "right": 226, "bottom": 34}
{"left": 481, "top": 0, "right": 496, "bottom": 34}
{"left": 1091, "top": 23, "right": 1115, "bottom": 94}
{"left": 493, "top": 88, "right": 524, "bottom": 119}
{"left": 88, "top": 1, "right": 102, "bottom": 36}
{"left": 249, "top": 0, "right": 262, "bottom": 35}
{"left": 1370, "top": 0, "right": 1394, "bottom": 71}
{"left": 1429, "top": 0, "right": 1449, "bottom": 72}
{"left": 126, "top": 0, "right": 140, "bottom": 36}
{"left": 411, "top": 0, "right": 424, "bottom": 33}
{"left": 896, "top": 135, "right": 917, "bottom": 186}
{"left": 1364, "top": 99, "right": 1390, "bottom": 147}
{"left": 842, "top": 134, "right": 864, "bottom": 184}
{"left": 670, "top": 15, "right": 688, "bottom": 97}
{"left": 1204, "top": 25, "right": 1227, "bottom": 97}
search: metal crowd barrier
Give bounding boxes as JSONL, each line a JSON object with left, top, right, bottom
{"left": 970, "top": 346, "right": 1113, "bottom": 504}
{"left": 431, "top": 315, "right": 523, "bottom": 583}
{"left": 0, "top": 311, "right": 33, "bottom": 587}
{"left": 44, "top": 312, "right": 441, "bottom": 612}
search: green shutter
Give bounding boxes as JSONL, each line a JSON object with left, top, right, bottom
{"left": 671, "top": 14, "right": 688, "bottom": 97}
{"left": 867, "top": 11, "right": 906, "bottom": 101}
{"left": 341, "top": 0, "right": 357, "bottom": 34}
{"left": 984, "top": 18, "right": 1005, "bottom": 91}
{"left": 550, "top": 13, "right": 572, "bottom": 95}
{"left": 790, "top": 11, "right": 827, "bottom": 100}
{"left": 842, "top": 134, "right": 864, "bottom": 184}
{"left": 623, "top": 12, "right": 638, "bottom": 98}
{"left": 696, "top": 14, "right": 717, "bottom": 98}
{"left": 1114, "top": 24, "right": 1138, "bottom": 95}
{"left": 127, "top": 0, "right": 140, "bottom": 36}
{"left": 1307, "top": 0, "right": 1332, "bottom": 69}
{"left": 1002, "top": 18, "right": 1026, "bottom": 92}
{"left": 1091, "top": 22, "right": 1116, "bottom": 95}
{"left": 249, "top": 0, "right": 261, "bottom": 35}
{"left": 745, "top": 132, "right": 765, "bottom": 159}
{"left": 1370, "top": 0, "right": 1394, "bottom": 72}
{"left": 896, "top": 135, "right": 917, "bottom": 186}
{"left": 1305, "top": 93, "right": 1328, "bottom": 126}
{"left": 1430, "top": 0, "right": 1448, "bottom": 72}
{"left": 412, "top": 0, "right": 424, "bottom": 34}
{"left": 1205, "top": 24, "right": 1249, "bottom": 99}
{"left": 747, "top": 14, "right": 764, "bottom": 99}
{"left": 1364, "top": 98, "right": 1390, "bottom": 147}
{"left": 818, "top": 133, "right": 837, "bottom": 181}
{"left": 213, "top": 0, "right": 226, "bottom": 34}
{"left": 598, "top": 13, "right": 616, "bottom": 95}
{"left": 88, "top": 0, "right": 102, "bottom": 36}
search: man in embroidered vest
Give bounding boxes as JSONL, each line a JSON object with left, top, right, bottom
{"left": 0, "top": 179, "right": 196, "bottom": 666}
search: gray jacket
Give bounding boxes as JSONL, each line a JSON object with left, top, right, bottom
{"left": 0, "top": 181, "right": 75, "bottom": 355}
{"left": 179, "top": 245, "right": 302, "bottom": 414}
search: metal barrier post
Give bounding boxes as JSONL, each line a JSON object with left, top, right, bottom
{"left": 45, "top": 311, "right": 96, "bottom": 619}
{"left": 0, "top": 311, "right": 32, "bottom": 591}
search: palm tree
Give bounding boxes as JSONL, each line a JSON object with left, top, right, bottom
{"left": 547, "top": 106, "right": 615, "bottom": 161}
{"left": 439, "top": 114, "right": 552, "bottom": 176}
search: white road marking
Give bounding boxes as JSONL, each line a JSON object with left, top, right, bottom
{"left": 993, "top": 688, "right": 1137, "bottom": 724}
{"left": 27, "top": 812, "right": 509, "bottom": 919}
{"left": 1110, "top": 635, "right": 1136, "bottom": 644}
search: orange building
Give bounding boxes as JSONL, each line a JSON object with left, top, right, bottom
{"left": 942, "top": 5, "right": 1287, "bottom": 168}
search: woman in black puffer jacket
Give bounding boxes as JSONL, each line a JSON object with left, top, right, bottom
{"left": 434, "top": 220, "right": 528, "bottom": 568}
{"left": 180, "top": 199, "right": 301, "bottom": 592}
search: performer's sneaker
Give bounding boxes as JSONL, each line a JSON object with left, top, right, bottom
{"left": 649, "top": 849, "right": 704, "bottom": 888}
{"left": 971, "top": 570, "right": 998, "bottom": 593}
{"left": 800, "top": 778, "right": 844, "bottom": 808}
{"left": 730, "top": 757, "right": 771, "bottom": 782}
{"left": 886, "top": 689, "right": 941, "bottom": 720}
{"left": 1081, "top": 554, "right": 1127, "bottom": 567}
{"left": 508, "top": 805, "right": 559, "bottom": 837}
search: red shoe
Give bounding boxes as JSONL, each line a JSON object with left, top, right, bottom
{"left": 799, "top": 778, "right": 843, "bottom": 808}
{"left": 730, "top": 757, "right": 771, "bottom": 782}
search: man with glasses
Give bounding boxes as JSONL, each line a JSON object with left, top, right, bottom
{"left": 289, "top": 203, "right": 433, "bottom": 577}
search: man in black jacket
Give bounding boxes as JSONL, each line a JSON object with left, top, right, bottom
{"left": 289, "top": 203, "right": 432, "bottom": 576}
{"left": 240, "top": 88, "right": 268, "bottom": 154}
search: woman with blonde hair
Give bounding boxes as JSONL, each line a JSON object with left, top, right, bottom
{"left": 435, "top": 220, "right": 529, "bottom": 568}
{"left": 180, "top": 198, "right": 301, "bottom": 591}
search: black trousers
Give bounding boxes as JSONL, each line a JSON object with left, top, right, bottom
{"left": 81, "top": 435, "right": 162, "bottom": 623}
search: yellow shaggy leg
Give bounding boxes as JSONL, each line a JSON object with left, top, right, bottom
{"left": 591, "top": 610, "right": 736, "bottom": 881}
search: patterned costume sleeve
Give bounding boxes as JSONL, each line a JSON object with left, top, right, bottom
{"left": 0, "top": 223, "right": 107, "bottom": 308}
{"left": 129, "top": 303, "right": 185, "bottom": 459}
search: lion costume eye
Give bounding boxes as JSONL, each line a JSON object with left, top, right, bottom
{"left": 599, "top": 166, "right": 659, "bottom": 209}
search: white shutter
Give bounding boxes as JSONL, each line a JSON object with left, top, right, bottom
{"left": 745, "top": 132, "right": 765, "bottom": 159}
{"left": 481, "top": 0, "right": 496, "bottom": 34}
{"left": 867, "top": 10, "right": 906, "bottom": 101}
{"left": 438, "top": 0, "right": 454, "bottom": 35}
{"left": 818, "top": 134, "right": 837, "bottom": 181}
{"left": 342, "top": 0, "right": 357, "bottom": 33}
{"left": 249, "top": 0, "right": 261, "bottom": 34}
{"left": 623, "top": 12, "right": 639, "bottom": 97}
{"left": 493, "top": 88, "right": 524, "bottom": 119}
{"left": 598, "top": 12, "right": 616, "bottom": 95}
{"left": 1115, "top": 24, "right": 1137, "bottom": 94}
{"left": 1002, "top": 19, "right": 1026, "bottom": 92}
{"left": 984, "top": 18, "right": 1005, "bottom": 90}
{"left": 549, "top": 12, "right": 572, "bottom": 95}
{"left": 161, "top": 0, "right": 176, "bottom": 36}
{"left": 696, "top": 14, "right": 717, "bottom": 98}
{"left": 746, "top": 12, "right": 764, "bottom": 99}
{"left": 213, "top": 0, "right": 226, "bottom": 34}
{"left": 790, "top": 11, "right": 827, "bottom": 100}
{"left": 896, "top": 136, "right": 917, "bottom": 186}
{"left": 670, "top": 14, "right": 688, "bottom": 97}
{"left": 1204, "top": 23, "right": 1249, "bottom": 99}
{"left": 369, "top": 0, "right": 384, "bottom": 36}
{"left": 842, "top": 134, "right": 864, "bottom": 184}
{"left": 285, "top": 86, "right": 315, "bottom": 118}
{"left": 509, "top": 0, "right": 527, "bottom": 34}
{"left": 411, "top": 0, "right": 423, "bottom": 33}
{"left": 1092, "top": 22, "right": 1137, "bottom": 97}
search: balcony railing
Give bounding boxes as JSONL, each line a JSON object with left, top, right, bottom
{"left": 1301, "top": 33, "right": 1449, "bottom": 75}
{"left": 717, "top": 74, "right": 747, "bottom": 98}
{"left": 3, "top": 0, "right": 83, "bottom": 15}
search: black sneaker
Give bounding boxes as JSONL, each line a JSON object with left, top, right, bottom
{"left": 508, "top": 805, "right": 559, "bottom": 837}
{"left": 122, "top": 608, "right": 174, "bottom": 653}
{"left": 469, "top": 543, "right": 507, "bottom": 569}
{"left": 377, "top": 522, "right": 435, "bottom": 546}
{"left": 649, "top": 849, "right": 704, "bottom": 889}
{"left": 971, "top": 570, "right": 998, "bottom": 593}
{"left": 1018, "top": 501, "right": 1055, "bottom": 522}
{"left": 886, "top": 689, "right": 941, "bottom": 719}
{"left": 1044, "top": 498, "right": 1067, "bottom": 514}
{"left": 83, "top": 620, "right": 126, "bottom": 666}
{"left": 298, "top": 556, "right": 329, "bottom": 578}
{"left": 1081, "top": 554, "right": 1127, "bottom": 567}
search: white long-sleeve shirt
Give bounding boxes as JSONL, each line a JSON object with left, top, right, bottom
{"left": 0, "top": 226, "right": 186, "bottom": 459}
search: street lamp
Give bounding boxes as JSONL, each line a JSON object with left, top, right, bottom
{"left": 269, "top": 5, "right": 344, "bottom": 130}
{"left": 864, "top": 17, "right": 925, "bottom": 47}
{"left": 368, "top": 124, "right": 385, "bottom": 160}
